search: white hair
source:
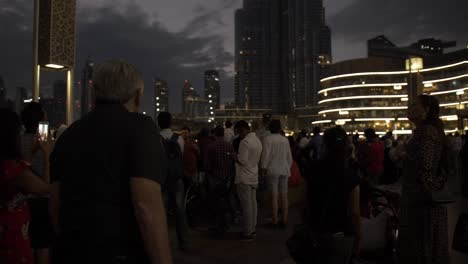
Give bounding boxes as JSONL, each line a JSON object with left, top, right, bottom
{"left": 93, "top": 59, "right": 144, "bottom": 103}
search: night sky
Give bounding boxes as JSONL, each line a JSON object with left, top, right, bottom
{"left": 1, "top": 0, "right": 467, "bottom": 114}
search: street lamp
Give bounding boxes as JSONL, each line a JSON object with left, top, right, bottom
{"left": 32, "top": 0, "right": 76, "bottom": 125}
{"left": 405, "top": 57, "right": 424, "bottom": 104}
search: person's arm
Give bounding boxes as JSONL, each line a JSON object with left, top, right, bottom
{"left": 237, "top": 139, "right": 249, "bottom": 165}
{"left": 260, "top": 138, "right": 270, "bottom": 171}
{"left": 178, "top": 135, "right": 185, "bottom": 154}
{"left": 286, "top": 140, "right": 293, "bottom": 170}
{"left": 49, "top": 182, "right": 60, "bottom": 234}
{"left": 129, "top": 117, "right": 171, "bottom": 263}
{"left": 14, "top": 169, "right": 50, "bottom": 194}
{"left": 131, "top": 177, "right": 172, "bottom": 264}
{"left": 350, "top": 185, "right": 361, "bottom": 255}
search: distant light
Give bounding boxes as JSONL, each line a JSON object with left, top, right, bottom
{"left": 339, "top": 111, "right": 349, "bottom": 115}
{"left": 208, "top": 119, "right": 212, "bottom": 123}
{"left": 143, "top": 112, "right": 146, "bottom": 115}
{"left": 157, "top": 108, "right": 160, "bottom": 111}
{"left": 210, "top": 107, "right": 213, "bottom": 110}
{"left": 214, "top": 78, "right": 219, "bottom": 81}
{"left": 456, "top": 90, "right": 465, "bottom": 95}
{"left": 424, "top": 83, "right": 433, "bottom": 88}
{"left": 393, "top": 85, "right": 402, "bottom": 90}
{"left": 209, "top": 100, "right": 212, "bottom": 103}
{"left": 156, "top": 97, "right": 159, "bottom": 100}
{"left": 24, "top": 99, "right": 33, "bottom": 103}
{"left": 401, "top": 97, "right": 409, "bottom": 101}
{"left": 156, "top": 103, "right": 160, "bottom": 106}
{"left": 210, "top": 111, "right": 214, "bottom": 114}
{"left": 45, "top": 64, "right": 65, "bottom": 69}
{"left": 208, "top": 94, "right": 212, "bottom": 98}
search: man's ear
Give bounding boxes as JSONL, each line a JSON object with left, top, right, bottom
{"left": 134, "top": 89, "right": 142, "bottom": 109}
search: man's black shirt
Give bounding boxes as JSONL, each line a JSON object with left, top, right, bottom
{"left": 50, "top": 103, "right": 166, "bottom": 258}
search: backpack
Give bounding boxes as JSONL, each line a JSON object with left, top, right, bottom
{"left": 162, "top": 133, "right": 183, "bottom": 188}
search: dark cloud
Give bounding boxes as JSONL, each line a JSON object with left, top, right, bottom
{"left": 329, "top": 0, "right": 468, "bottom": 61}
{"left": 0, "top": 0, "right": 234, "bottom": 114}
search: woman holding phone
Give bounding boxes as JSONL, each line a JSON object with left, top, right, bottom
{"left": 20, "top": 102, "right": 53, "bottom": 264}
{"left": 0, "top": 108, "right": 51, "bottom": 264}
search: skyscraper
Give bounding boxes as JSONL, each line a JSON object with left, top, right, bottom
{"left": 154, "top": 78, "right": 169, "bottom": 120}
{"left": 182, "top": 80, "right": 197, "bottom": 114}
{"left": 204, "top": 70, "right": 221, "bottom": 121}
{"left": 235, "top": 0, "right": 283, "bottom": 113}
{"left": 80, "top": 58, "right": 94, "bottom": 118}
{"left": 289, "top": 0, "right": 331, "bottom": 108}
{"left": 235, "top": 0, "right": 332, "bottom": 113}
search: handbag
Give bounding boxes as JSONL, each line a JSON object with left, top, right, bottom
{"left": 452, "top": 213, "right": 468, "bottom": 253}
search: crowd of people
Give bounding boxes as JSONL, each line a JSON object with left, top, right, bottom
{"left": 1, "top": 59, "right": 468, "bottom": 264}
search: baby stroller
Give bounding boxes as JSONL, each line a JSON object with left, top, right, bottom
{"left": 359, "top": 184, "right": 401, "bottom": 264}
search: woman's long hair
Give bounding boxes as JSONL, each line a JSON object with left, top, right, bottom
{"left": 0, "top": 108, "right": 22, "bottom": 160}
{"left": 322, "top": 126, "right": 350, "bottom": 168}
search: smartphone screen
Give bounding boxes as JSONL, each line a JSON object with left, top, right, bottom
{"left": 38, "top": 122, "right": 49, "bottom": 141}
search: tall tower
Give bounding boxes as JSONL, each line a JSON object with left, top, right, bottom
{"left": 290, "top": 0, "right": 332, "bottom": 108}
{"left": 235, "top": 0, "right": 285, "bottom": 113}
{"left": 204, "top": 70, "right": 221, "bottom": 121}
{"left": 235, "top": 0, "right": 331, "bottom": 113}
{"left": 154, "top": 78, "right": 169, "bottom": 119}
{"left": 80, "top": 58, "right": 94, "bottom": 118}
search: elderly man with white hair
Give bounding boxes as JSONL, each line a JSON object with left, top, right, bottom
{"left": 50, "top": 60, "right": 172, "bottom": 263}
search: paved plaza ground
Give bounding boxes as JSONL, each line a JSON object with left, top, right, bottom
{"left": 169, "top": 183, "right": 468, "bottom": 264}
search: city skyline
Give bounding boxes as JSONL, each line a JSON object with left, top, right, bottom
{"left": 1, "top": 0, "right": 467, "bottom": 115}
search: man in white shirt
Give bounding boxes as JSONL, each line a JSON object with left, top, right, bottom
{"left": 261, "top": 120, "right": 292, "bottom": 228}
{"left": 234, "top": 120, "right": 262, "bottom": 241}
{"left": 224, "top": 120, "right": 235, "bottom": 143}
{"left": 157, "top": 112, "right": 189, "bottom": 251}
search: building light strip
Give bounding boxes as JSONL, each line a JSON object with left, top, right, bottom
{"left": 397, "top": 117, "right": 409, "bottom": 121}
{"left": 318, "top": 94, "right": 408, "bottom": 104}
{"left": 354, "top": 118, "right": 396, "bottom": 122}
{"left": 423, "top": 74, "right": 468, "bottom": 84}
{"left": 440, "top": 115, "right": 459, "bottom": 120}
{"left": 311, "top": 120, "right": 332, "bottom": 124}
{"left": 318, "top": 106, "right": 408, "bottom": 114}
{"left": 321, "top": 71, "right": 409, "bottom": 82}
{"left": 318, "top": 83, "right": 408, "bottom": 94}
{"left": 439, "top": 101, "right": 468, "bottom": 107}
{"left": 429, "top": 87, "right": 468, "bottom": 95}
{"left": 419, "top": 61, "right": 468, "bottom": 72}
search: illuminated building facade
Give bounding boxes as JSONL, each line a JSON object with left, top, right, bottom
{"left": 311, "top": 48, "right": 468, "bottom": 135}
{"left": 154, "top": 78, "right": 169, "bottom": 120}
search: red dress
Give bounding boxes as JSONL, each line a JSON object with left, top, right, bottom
{"left": 0, "top": 160, "right": 34, "bottom": 264}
